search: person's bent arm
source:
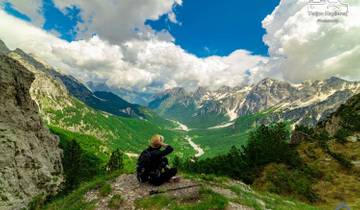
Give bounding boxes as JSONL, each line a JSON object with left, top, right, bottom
{"left": 150, "top": 143, "right": 174, "bottom": 158}
{"left": 160, "top": 144, "right": 173, "bottom": 156}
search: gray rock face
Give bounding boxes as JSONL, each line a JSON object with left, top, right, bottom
{"left": 0, "top": 55, "right": 63, "bottom": 210}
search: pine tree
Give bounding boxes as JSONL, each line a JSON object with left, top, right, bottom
{"left": 106, "top": 149, "right": 124, "bottom": 172}
{"left": 63, "top": 140, "right": 82, "bottom": 191}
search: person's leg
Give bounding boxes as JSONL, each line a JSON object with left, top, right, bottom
{"left": 149, "top": 168, "right": 177, "bottom": 186}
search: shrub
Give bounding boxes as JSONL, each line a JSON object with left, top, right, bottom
{"left": 172, "top": 155, "right": 181, "bottom": 168}
{"left": 61, "top": 140, "right": 102, "bottom": 193}
{"left": 108, "top": 194, "right": 123, "bottom": 209}
{"left": 263, "top": 164, "right": 319, "bottom": 203}
{"left": 106, "top": 149, "right": 124, "bottom": 172}
{"left": 294, "top": 124, "right": 315, "bottom": 136}
{"left": 99, "top": 183, "right": 112, "bottom": 197}
{"left": 334, "top": 128, "right": 351, "bottom": 144}
{"left": 181, "top": 122, "right": 302, "bottom": 184}
{"left": 28, "top": 193, "right": 45, "bottom": 210}
{"left": 328, "top": 151, "right": 353, "bottom": 169}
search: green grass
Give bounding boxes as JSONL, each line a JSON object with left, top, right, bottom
{"left": 99, "top": 183, "right": 112, "bottom": 197}
{"left": 135, "top": 187, "right": 228, "bottom": 210}
{"left": 187, "top": 111, "right": 273, "bottom": 158}
{"left": 188, "top": 173, "right": 320, "bottom": 210}
{"left": 155, "top": 99, "right": 230, "bottom": 129}
{"left": 189, "top": 127, "right": 249, "bottom": 158}
{"left": 42, "top": 170, "right": 125, "bottom": 210}
{"left": 107, "top": 194, "right": 123, "bottom": 209}
{"left": 229, "top": 185, "right": 320, "bottom": 210}
{"left": 50, "top": 126, "right": 110, "bottom": 163}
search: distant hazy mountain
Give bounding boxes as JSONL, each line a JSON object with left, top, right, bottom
{"left": 149, "top": 77, "right": 360, "bottom": 128}
{"left": 52, "top": 72, "right": 145, "bottom": 118}
{"left": 87, "top": 81, "right": 153, "bottom": 106}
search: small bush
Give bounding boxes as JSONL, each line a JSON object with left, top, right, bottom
{"left": 294, "top": 125, "right": 315, "bottom": 136}
{"left": 328, "top": 151, "right": 353, "bottom": 169}
{"left": 108, "top": 194, "right": 123, "bottom": 209}
{"left": 334, "top": 128, "right": 351, "bottom": 144}
{"left": 181, "top": 122, "right": 302, "bottom": 184}
{"left": 172, "top": 155, "right": 181, "bottom": 168}
{"left": 99, "top": 183, "right": 112, "bottom": 197}
{"left": 60, "top": 139, "right": 103, "bottom": 193}
{"left": 106, "top": 149, "right": 124, "bottom": 172}
{"left": 28, "top": 193, "right": 45, "bottom": 210}
{"left": 264, "top": 164, "right": 319, "bottom": 203}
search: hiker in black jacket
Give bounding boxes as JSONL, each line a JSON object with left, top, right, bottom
{"left": 137, "top": 134, "right": 178, "bottom": 186}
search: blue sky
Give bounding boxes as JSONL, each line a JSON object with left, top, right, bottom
{"left": 3, "top": 0, "right": 279, "bottom": 57}
{"left": 147, "top": 0, "right": 279, "bottom": 57}
{"left": 3, "top": 0, "right": 81, "bottom": 41}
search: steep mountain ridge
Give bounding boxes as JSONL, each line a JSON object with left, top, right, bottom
{"left": 52, "top": 71, "right": 145, "bottom": 118}
{"left": 8, "top": 48, "right": 145, "bottom": 119}
{"left": 0, "top": 55, "right": 63, "bottom": 210}
{"left": 149, "top": 77, "right": 360, "bottom": 128}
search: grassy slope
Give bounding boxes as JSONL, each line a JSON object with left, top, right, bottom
{"left": 156, "top": 99, "right": 230, "bottom": 129}
{"left": 189, "top": 111, "right": 270, "bottom": 158}
{"left": 45, "top": 98, "right": 194, "bottom": 157}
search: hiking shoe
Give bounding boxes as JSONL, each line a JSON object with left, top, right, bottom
{"left": 171, "top": 176, "right": 181, "bottom": 183}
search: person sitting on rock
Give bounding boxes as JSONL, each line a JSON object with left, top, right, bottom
{"left": 137, "top": 134, "right": 178, "bottom": 186}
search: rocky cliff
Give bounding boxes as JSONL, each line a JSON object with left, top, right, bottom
{"left": 0, "top": 55, "right": 63, "bottom": 210}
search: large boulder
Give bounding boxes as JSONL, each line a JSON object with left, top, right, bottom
{"left": 0, "top": 55, "right": 63, "bottom": 210}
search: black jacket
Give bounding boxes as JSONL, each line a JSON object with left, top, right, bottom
{"left": 141, "top": 145, "right": 173, "bottom": 172}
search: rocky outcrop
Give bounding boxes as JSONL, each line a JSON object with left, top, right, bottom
{"left": 0, "top": 55, "right": 63, "bottom": 210}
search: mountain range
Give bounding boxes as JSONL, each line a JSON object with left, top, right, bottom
{"left": 149, "top": 77, "right": 360, "bottom": 129}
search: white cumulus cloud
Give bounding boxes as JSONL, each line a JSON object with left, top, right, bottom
{"left": 0, "top": 10, "right": 266, "bottom": 93}
{"left": 261, "top": 0, "right": 360, "bottom": 82}
{"left": 51, "top": 0, "right": 182, "bottom": 43}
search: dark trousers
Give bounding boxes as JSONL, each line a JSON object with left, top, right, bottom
{"left": 149, "top": 168, "right": 177, "bottom": 186}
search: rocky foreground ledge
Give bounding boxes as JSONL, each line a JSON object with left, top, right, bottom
{"left": 85, "top": 174, "right": 253, "bottom": 210}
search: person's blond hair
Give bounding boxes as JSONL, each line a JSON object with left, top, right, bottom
{"left": 150, "top": 134, "right": 164, "bottom": 148}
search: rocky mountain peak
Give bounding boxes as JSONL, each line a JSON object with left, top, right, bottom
{"left": 216, "top": 85, "right": 232, "bottom": 93}
{"left": 323, "top": 76, "right": 347, "bottom": 88}
{"left": 166, "top": 87, "right": 187, "bottom": 97}
{"left": 192, "top": 86, "right": 210, "bottom": 100}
